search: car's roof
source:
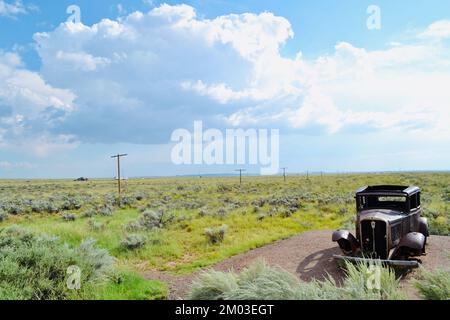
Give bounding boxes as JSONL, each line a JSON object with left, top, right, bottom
{"left": 356, "top": 185, "right": 420, "bottom": 196}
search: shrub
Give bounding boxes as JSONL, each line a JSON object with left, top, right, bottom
{"left": 124, "top": 220, "right": 144, "bottom": 232}
{"left": 98, "top": 205, "right": 114, "bottom": 217}
{"left": 134, "top": 192, "right": 147, "bottom": 201}
{"left": 62, "top": 213, "right": 76, "bottom": 222}
{"left": 198, "top": 207, "right": 209, "bottom": 217}
{"left": 413, "top": 268, "right": 450, "bottom": 300}
{"left": 278, "top": 208, "right": 293, "bottom": 218}
{"left": 0, "top": 210, "right": 7, "bottom": 222}
{"left": 139, "top": 210, "right": 175, "bottom": 230}
{"left": 205, "top": 225, "right": 227, "bottom": 244}
{"left": 429, "top": 216, "right": 449, "bottom": 236}
{"left": 88, "top": 220, "right": 105, "bottom": 232}
{"left": 121, "top": 234, "right": 146, "bottom": 250}
{"left": 341, "top": 260, "right": 405, "bottom": 300}
{"left": 31, "top": 200, "right": 48, "bottom": 213}
{"left": 215, "top": 208, "right": 228, "bottom": 219}
{"left": 0, "top": 226, "right": 115, "bottom": 300}
{"left": 82, "top": 208, "right": 97, "bottom": 218}
{"left": 6, "top": 204, "right": 26, "bottom": 215}
{"left": 188, "top": 260, "right": 404, "bottom": 300}
{"left": 189, "top": 270, "right": 239, "bottom": 300}
{"left": 61, "top": 197, "right": 82, "bottom": 211}
{"left": 118, "top": 196, "right": 136, "bottom": 208}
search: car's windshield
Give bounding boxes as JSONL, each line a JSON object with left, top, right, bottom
{"left": 358, "top": 195, "right": 407, "bottom": 212}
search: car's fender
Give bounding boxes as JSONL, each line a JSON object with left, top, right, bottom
{"left": 332, "top": 230, "right": 359, "bottom": 255}
{"left": 398, "top": 232, "right": 425, "bottom": 250}
{"left": 392, "top": 232, "right": 426, "bottom": 259}
{"left": 418, "top": 217, "right": 429, "bottom": 237}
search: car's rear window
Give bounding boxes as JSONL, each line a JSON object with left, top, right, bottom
{"left": 358, "top": 195, "right": 407, "bottom": 211}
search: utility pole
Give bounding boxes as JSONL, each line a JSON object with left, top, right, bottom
{"left": 281, "top": 167, "right": 287, "bottom": 182}
{"left": 306, "top": 170, "right": 309, "bottom": 180}
{"left": 235, "top": 169, "right": 246, "bottom": 185}
{"left": 111, "top": 153, "right": 127, "bottom": 196}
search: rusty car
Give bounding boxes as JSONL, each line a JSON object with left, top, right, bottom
{"left": 332, "top": 185, "right": 429, "bottom": 268}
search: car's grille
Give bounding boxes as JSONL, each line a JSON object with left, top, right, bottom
{"left": 361, "top": 220, "right": 388, "bottom": 259}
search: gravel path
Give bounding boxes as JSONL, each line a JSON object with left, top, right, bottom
{"left": 145, "top": 230, "right": 450, "bottom": 299}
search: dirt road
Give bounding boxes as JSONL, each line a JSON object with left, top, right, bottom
{"left": 145, "top": 230, "right": 450, "bottom": 299}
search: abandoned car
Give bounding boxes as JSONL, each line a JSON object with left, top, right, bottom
{"left": 332, "top": 185, "right": 429, "bottom": 267}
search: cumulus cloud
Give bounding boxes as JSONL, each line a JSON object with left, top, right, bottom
{"left": 0, "top": 51, "right": 77, "bottom": 155}
{"left": 419, "top": 20, "right": 450, "bottom": 40}
{"left": 0, "top": 0, "right": 36, "bottom": 18}
{"left": 0, "top": 4, "right": 448, "bottom": 153}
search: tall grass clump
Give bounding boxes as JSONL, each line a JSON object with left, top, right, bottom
{"left": 205, "top": 225, "right": 228, "bottom": 244}
{"left": 0, "top": 226, "right": 115, "bottom": 300}
{"left": 413, "top": 268, "right": 450, "bottom": 300}
{"left": 121, "top": 234, "right": 147, "bottom": 250}
{"left": 189, "top": 270, "right": 239, "bottom": 300}
{"left": 139, "top": 210, "right": 175, "bottom": 230}
{"left": 188, "top": 260, "right": 405, "bottom": 300}
{"left": 341, "top": 260, "right": 405, "bottom": 300}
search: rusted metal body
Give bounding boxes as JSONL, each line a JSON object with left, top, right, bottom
{"left": 332, "top": 185, "right": 429, "bottom": 268}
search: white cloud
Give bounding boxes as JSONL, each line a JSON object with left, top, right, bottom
{"left": 0, "top": 51, "right": 77, "bottom": 155}
{"left": 419, "top": 20, "right": 450, "bottom": 40}
{"left": 0, "top": 3, "right": 446, "bottom": 152}
{"left": 0, "top": 0, "right": 35, "bottom": 18}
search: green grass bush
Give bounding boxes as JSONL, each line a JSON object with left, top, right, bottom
{"left": 0, "top": 226, "right": 115, "bottom": 300}
{"left": 205, "top": 225, "right": 228, "bottom": 244}
{"left": 413, "top": 268, "right": 450, "bottom": 300}
{"left": 188, "top": 260, "right": 405, "bottom": 300}
{"left": 121, "top": 234, "right": 147, "bottom": 250}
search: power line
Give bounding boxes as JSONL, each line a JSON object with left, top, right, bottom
{"left": 111, "top": 153, "right": 127, "bottom": 196}
{"left": 281, "top": 167, "right": 287, "bottom": 182}
{"left": 235, "top": 169, "right": 246, "bottom": 185}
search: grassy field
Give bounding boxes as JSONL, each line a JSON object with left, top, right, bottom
{"left": 0, "top": 172, "right": 448, "bottom": 299}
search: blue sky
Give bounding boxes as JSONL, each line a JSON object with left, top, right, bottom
{"left": 0, "top": 0, "right": 449, "bottom": 178}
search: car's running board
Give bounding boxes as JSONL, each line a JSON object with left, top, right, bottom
{"left": 332, "top": 254, "right": 420, "bottom": 268}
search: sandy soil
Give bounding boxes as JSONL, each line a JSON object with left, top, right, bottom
{"left": 145, "top": 230, "right": 450, "bottom": 299}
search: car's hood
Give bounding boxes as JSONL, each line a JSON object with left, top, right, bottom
{"left": 359, "top": 209, "right": 404, "bottom": 223}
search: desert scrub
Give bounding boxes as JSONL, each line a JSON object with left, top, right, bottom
{"left": 429, "top": 216, "right": 449, "bottom": 236}
{"left": 0, "top": 226, "right": 115, "bottom": 300}
{"left": 62, "top": 213, "right": 76, "bottom": 222}
{"left": 205, "top": 225, "right": 228, "bottom": 244}
{"left": 215, "top": 208, "right": 229, "bottom": 219}
{"left": 188, "top": 260, "right": 404, "bottom": 300}
{"left": 198, "top": 207, "right": 209, "bottom": 217}
{"left": 98, "top": 204, "right": 114, "bottom": 216}
{"left": 138, "top": 210, "right": 175, "bottom": 230}
{"left": 189, "top": 270, "right": 239, "bottom": 300}
{"left": 413, "top": 268, "right": 450, "bottom": 300}
{"left": 88, "top": 219, "right": 105, "bottom": 232}
{"left": 0, "top": 210, "right": 7, "bottom": 222}
{"left": 341, "top": 260, "right": 405, "bottom": 300}
{"left": 82, "top": 207, "right": 97, "bottom": 218}
{"left": 122, "top": 234, "right": 147, "bottom": 250}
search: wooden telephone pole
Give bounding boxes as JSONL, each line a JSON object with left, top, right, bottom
{"left": 281, "top": 167, "right": 287, "bottom": 182}
{"left": 111, "top": 154, "right": 127, "bottom": 196}
{"left": 235, "top": 169, "right": 246, "bottom": 185}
